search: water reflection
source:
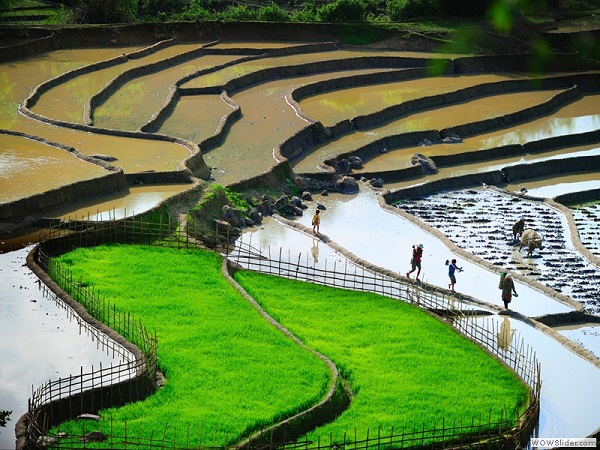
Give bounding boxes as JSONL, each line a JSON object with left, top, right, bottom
{"left": 507, "top": 175, "right": 600, "bottom": 198}
{"left": 2, "top": 41, "right": 600, "bottom": 447}
{"left": 311, "top": 238, "right": 320, "bottom": 263}
{"left": 293, "top": 87, "right": 567, "bottom": 173}
{"left": 48, "top": 183, "right": 193, "bottom": 221}
{"left": 481, "top": 106, "right": 600, "bottom": 148}
{"left": 292, "top": 189, "right": 573, "bottom": 316}
{"left": 497, "top": 316, "right": 516, "bottom": 351}
{"left": 0, "top": 246, "right": 132, "bottom": 449}
{"left": 474, "top": 315, "right": 600, "bottom": 439}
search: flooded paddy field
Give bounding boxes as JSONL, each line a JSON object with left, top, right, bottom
{"left": 1, "top": 26, "right": 600, "bottom": 448}
{"left": 394, "top": 187, "right": 600, "bottom": 311}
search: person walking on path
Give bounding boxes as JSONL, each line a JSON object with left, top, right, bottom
{"left": 406, "top": 244, "right": 423, "bottom": 281}
{"left": 312, "top": 209, "right": 321, "bottom": 235}
{"left": 501, "top": 273, "right": 518, "bottom": 310}
{"left": 447, "top": 258, "right": 463, "bottom": 292}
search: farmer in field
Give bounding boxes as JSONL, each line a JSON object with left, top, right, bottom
{"left": 512, "top": 218, "right": 525, "bottom": 242}
{"left": 500, "top": 273, "right": 518, "bottom": 310}
{"left": 447, "top": 258, "right": 463, "bottom": 292}
{"left": 406, "top": 244, "right": 423, "bottom": 281}
{"left": 312, "top": 209, "right": 321, "bottom": 235}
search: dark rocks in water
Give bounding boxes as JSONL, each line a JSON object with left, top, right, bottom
{"left": 248, "top": 207, "right": 263, "bottom": 224}
{"left": 301, "top": 191, "right": 313, "bottom": 201}
{"left": 290, "top": 196, "right": 304, "bottom": 208}
{"left": 410, "top": 153, "right": 438, "bottom": 174}
{"left": 281, "top": 204, "right": 297, "bottom": 216}
{"left": 334, "top": 158, "right": 352, "bottom": 174}
{"left": 348, "top": 155, "right": 363, "bottom": 169}
{"left": 335, "top": 175, "right": 359, "bottom": 194}
{"left": 442, "top": 135, "right": 462, "bottom": 144}
{"left": 222, "top": 205, "right": 245, "bottom": 228}
{"left": 273, "top": 195, "right": 289, "bottom": 211}
{"left": 213, "top": 219, "right": 241, "bottom": 236}
{"left": 369, "top": 178, "right": 385, "bottom": 188}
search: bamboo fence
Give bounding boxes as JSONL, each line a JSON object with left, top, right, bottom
{"left": 25, "top": 216, "right": 540, "bottom": 450}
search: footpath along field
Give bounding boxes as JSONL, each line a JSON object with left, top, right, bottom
{"left": 51, "top": 244, "right": 528, "bottom": 446}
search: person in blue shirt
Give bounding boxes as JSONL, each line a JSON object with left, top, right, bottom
{"left": 447, "top": 258, "right": 463, "bottom": 292}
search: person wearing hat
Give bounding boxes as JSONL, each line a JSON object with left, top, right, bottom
{"left": 501, "top": 273, "right": 518, "bottom": 310}
{"left": 406, "top": 244, "right": 423, "bottom": 281}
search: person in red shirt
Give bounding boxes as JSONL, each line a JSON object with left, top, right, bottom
{"left": 406, "top": 244, "right": 423, "bottom": 281}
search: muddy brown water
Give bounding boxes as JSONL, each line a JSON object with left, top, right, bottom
{"left": 1, "top": 41, "right": 600, "bottom": 448}
{"left": 31, "top": 44, "right": 208, "bottom": 126}
{"left": 294, "top": 89, "right": 600, "bottom": 174}
{"left": 298, "top": 73, "right": 536, "bottom": 127}
{"left": 203, "top": 68, "right": 397, "bottom": 185}
{"left": 93, "top": 54, "right": 242, "bottom": 131}
{"left": 0, "top": 134, "right": 108, "bottom": 203}
{"left": 1, "top": 46, "right": 193, "bottom": 179}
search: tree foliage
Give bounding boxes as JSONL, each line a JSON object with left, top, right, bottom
{"left": 317, "top": 0, "right": 368, "bottom": 22}
{"left": 0, "top": 0, "right": 11, "bottom": 13}
{"left": 0, "top": 410, "right": 11, "bottom": 430}
{"left": 71, "top": 0, "right": 138, "bottom": 23}
{"left": 7, "top": 0, "right": 597, "bottom": 25}
{"left": 257, "top": 2, "right": 290, "bottom": 21}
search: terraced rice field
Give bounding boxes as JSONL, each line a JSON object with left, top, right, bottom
{"left": 1, "top": 28, "right": 600, "bottom": 448}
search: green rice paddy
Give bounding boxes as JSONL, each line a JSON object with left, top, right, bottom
{"left": 51, "top": 244, "right": 528, "bottom": 447}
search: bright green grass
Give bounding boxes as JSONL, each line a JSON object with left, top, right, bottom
{"left": 51, "top": 244, "right": 332, "bottom": 446}
{"left": 234, "top": 271, "right": 529, "bottom": 444}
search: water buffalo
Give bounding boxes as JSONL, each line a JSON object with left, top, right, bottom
{"left": 519, "top": 229, "right": 543, "bottom": 256}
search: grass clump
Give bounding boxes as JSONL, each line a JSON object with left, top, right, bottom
{"left": 234, "top": 271, "right": 529, "bottom": 444}
{"left": 191, "top": 184, "right": 250, "bottom": 218}
{"left": 51, "top": 244, "right": 332, "bottom": 446}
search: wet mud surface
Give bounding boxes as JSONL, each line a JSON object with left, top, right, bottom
{"left": 396, "top": 187, "right": 600, "bottom": 313}
{"left": 571, "top": 202, "right": 600, "bottom": 258}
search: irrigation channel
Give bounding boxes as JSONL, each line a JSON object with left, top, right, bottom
{"left": 1, "top": 23, "right": 600, "bottom": 449}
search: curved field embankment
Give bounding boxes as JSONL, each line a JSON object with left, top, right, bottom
{"left": 23, "top": 239, "right": 344, "bottom": 450}
{"left": 282, "top": 75, "right": 592, "bottom": 173}
{"left": 13, "top": 27, "right": 600, "bottom": 448}
{"left": 2, "top": 25, "right": 599, "bottom": 228}
{"left": 22, "top": 224, "right": 536, "bottom": 449}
